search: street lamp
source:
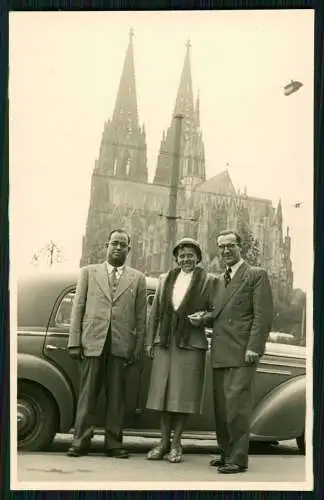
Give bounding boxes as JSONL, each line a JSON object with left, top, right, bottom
{"left": 163, "top": 114, "right": 184, "bottom": 271}
{"left": 283, "top": 79, "right": 303, "bottom": 96}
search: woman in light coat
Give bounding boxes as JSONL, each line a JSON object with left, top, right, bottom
{"left": 145, "top": 237, "right": 217, "bottom": 463}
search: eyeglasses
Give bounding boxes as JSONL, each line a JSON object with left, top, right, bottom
{"left": 218, "top": 243, "right": 237, "bottom": 250}
{"left": 108, "top": 241, "right": 129, "bottom": 249}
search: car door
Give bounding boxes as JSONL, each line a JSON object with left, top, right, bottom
{"left": 133, "top": 289, "right": 161, "bottom": 430}
{"left": 43, "top": 286, "right": 81, "bottom": 408}
{"left": 253, "top": 346, "right": 306, "bottom": 404}
{"left": 43, "top": 285, "right": 146, "bottom": 429}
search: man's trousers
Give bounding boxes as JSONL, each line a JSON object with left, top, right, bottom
{"left": 72, "top": 331, "right": 128, "bottom": 451}
{"left": 212, "top": 365, "right": 257, "bottom": 467}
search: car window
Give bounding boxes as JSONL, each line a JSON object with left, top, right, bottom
{"left": 54, "top": 289, "right": 156, "bottom": 328}
{"left": 55, "top": 291, "right": 75, "bottom": 327}
{"left": 268, "top": 331, "right": 299, "bottom": 345}
{"left": 269, "top": 294, "right": 307, "bottom": 346}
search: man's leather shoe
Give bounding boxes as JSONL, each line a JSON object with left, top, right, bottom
{"left": 218, "top": 463, "right": 247, "bottom": 474}
{"left": 209, "top": 457, "right": 226, "bottom": 468}
{"left": 66, "top": 446, "right": 89, "bottom": 457}
{"left": 105, "top": 448, "right": 129, "bottom": 459}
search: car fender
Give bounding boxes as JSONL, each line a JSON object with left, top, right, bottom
{"left": 251, "top": 375, "right": 306, "bottom": 440}
{"left": 18, "top": 353, "right": 75, "bottom": 432}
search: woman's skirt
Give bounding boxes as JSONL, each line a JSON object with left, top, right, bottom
{"left": 146, "top": 334, "right": 206, "bottom": 414}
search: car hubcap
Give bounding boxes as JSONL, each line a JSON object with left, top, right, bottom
{"left": 17, "top": 400, "right": 36, "bottom": 437}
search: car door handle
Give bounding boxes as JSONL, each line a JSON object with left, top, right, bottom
{"left": 46, "top": 344, "right": 67, "bottom": 352}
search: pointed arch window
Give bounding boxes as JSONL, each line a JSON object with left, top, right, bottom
{"left": 113, "top": 158, "right": 118, "bottom": 176}
{"left": 126, "top": 112, "right": 132, "bottom": 136}
{"left": 125, "top": 158, "right": 131, "bottom": 176}
{"left": 183, "top": 156, "right": 189, "bottom": 177}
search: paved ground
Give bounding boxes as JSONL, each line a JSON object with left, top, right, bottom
{"left": 14, "top": 434, "right": 308, "bottom": 488}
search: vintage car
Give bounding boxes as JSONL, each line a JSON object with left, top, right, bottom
{"left": 17, "top": 270, "right": 306, "bottom": 454}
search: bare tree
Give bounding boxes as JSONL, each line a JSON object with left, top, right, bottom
{"left": 31, "top": 240, "right": 65, "bottom": 268}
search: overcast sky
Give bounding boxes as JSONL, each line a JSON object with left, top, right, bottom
{"left": 9, "top": 10, "right": 313, "bottom": 290}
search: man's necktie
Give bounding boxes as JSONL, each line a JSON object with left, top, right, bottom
{"left": 224, "top": 267, "right": 232, "bottom": 287}
{"left": 110, "top": 267, "right": 118, "bottom": 295}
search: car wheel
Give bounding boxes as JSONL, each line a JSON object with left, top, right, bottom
{"left": 296, "top": 433, "right": 305, "bottom": 455}
{"left": 18, "top": 381, "right": 58, "bottom": 451}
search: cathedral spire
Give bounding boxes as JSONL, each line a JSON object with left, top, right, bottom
{"left": 153, "top": 40, "right": 206, "bottom": 186}
{"left": 275, "top": 199, "right": 283, "bottom": 228}
{"left": 112, "top": 27, "right": 138, "bottom": 127}
{"left": 174, "top": 39, "right": 194, "bottom": 117}
{"left": 195, "top": 91, "right": 200, "bottom": 128}
{"left": 96, "top": 29, "right": 148, "bottom": 182}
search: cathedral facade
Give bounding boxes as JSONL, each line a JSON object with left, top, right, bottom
{"left": 80, "top": 31, "right": 294, "bottom": 306}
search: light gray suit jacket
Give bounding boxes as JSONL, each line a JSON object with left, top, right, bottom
{"left": 68, "top": 263, "right": 147, "bottom": 359}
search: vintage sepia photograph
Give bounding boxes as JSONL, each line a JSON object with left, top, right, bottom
{"left": 9, "top": 10, "right": 313, "bottom": 490}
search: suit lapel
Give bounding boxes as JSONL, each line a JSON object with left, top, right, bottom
{"left": 113, "top": 267, "right": 136, "bottom": 301}
{"left": 214, "top": 262, "right": 249, "bottom": 318}
{"left": 94, "top": 263, "right": 112, "bottom": 301}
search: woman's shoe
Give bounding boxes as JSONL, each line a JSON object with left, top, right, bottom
{"left": 167, "top": 445, "right": 183, "bottom": 463}
{"left": 209, "top": 457, "right": 226, "bottom": 468}
{"left": 146, "top": 443, "right": 170, "bottom": 460}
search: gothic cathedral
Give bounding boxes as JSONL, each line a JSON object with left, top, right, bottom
{"left": 80, "top": 31, "right": 294, "bottom": 306}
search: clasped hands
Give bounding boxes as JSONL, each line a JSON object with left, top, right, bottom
{"left": 187, "top": 313, "right": 260, "bottom": 364}
{"left": 187, "top": 310, "right": 208, "bottom": 327}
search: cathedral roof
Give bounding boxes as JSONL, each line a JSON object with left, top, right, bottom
{"left": 195, "top": 170, "right": 236, "bottom": 195}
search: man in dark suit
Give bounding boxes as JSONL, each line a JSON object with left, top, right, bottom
{"left": 67, "top": 229, "right": 147, "bottom": 458}
{"left": 190, "top": 230, "right": 273, "bottom": 474}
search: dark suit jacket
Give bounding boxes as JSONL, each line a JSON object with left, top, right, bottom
{"left": 68, "top": 263, "right": 147, "bottom": 359}
{"left": 204, "top": 261, "right": 273, "bottom": 367}
{"left": 145, "top": 269, "right": 218, "bottom": 351}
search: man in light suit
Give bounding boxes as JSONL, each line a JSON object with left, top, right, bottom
{"left": 67, "top": 229, "right": 147, "bottom": 458}
{"left": 190, "top": 230, "right": 273, "bottom": 474}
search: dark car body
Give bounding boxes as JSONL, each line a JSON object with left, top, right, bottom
{"left": 17, "top": 270, "right": 306, "bottom": 453}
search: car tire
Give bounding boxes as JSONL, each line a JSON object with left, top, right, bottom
{"left": 18, "top": 381, "right": 58, "bottom": 451}
{"left": 297, "top": 432, "right": 305, "bottom": 455}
